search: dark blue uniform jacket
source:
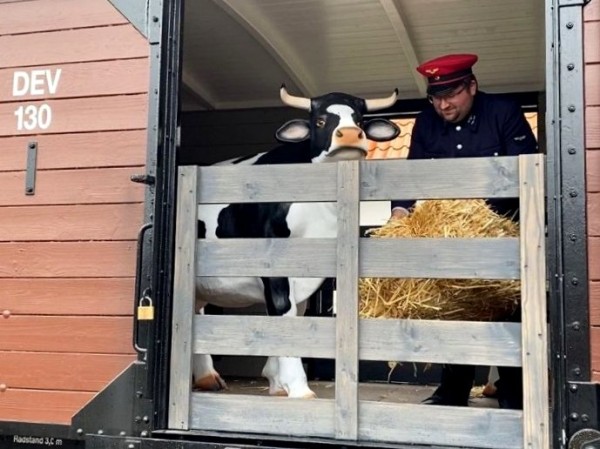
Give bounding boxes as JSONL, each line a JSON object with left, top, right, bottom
{"left": 391, "top": 91, "right": 538, "bottom": 219}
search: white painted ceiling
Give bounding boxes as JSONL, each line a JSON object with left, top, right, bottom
{"left": 182, "top": 0, "right": 545, "bottom": 111}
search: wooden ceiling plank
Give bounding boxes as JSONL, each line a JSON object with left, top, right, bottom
{"left": 212, "top": 0, "right": 317, "bottom": 97}
{"left": 378, "top": 0, "right": 427, "bottom": 97}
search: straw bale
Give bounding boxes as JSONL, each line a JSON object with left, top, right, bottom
{"left": 359, "top": 200, "right": 520, "bottom": 321}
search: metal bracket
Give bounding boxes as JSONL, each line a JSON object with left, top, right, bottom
{"left": 568, "top": 382, "right": 600, "bottom": 437}
{"left": 25, "top": 141, "right": 37, "bottom": 195}
{"left": 107, "top": 0, "right": 150, "bottom": 38}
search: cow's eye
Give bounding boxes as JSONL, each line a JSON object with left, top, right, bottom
{"left": 316, "top": 118, "right": 326, "bottom": 128}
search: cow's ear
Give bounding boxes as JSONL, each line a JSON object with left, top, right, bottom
{"left": 276, "top": 120, "right": 310, "bottom": 143}
{"left": 363, "top": 119, "right": 400, "bottom": 142}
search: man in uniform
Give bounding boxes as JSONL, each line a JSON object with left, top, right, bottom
{"left": 391, "top": 54, "right": 538, "bottom": 409}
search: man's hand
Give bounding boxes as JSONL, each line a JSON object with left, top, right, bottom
{"left": 390, "top": 207, "right": 409, "bottom": 221}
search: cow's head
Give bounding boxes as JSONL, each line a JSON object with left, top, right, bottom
{"left": 276, "top": 86, "right": 400, "bottom": 163}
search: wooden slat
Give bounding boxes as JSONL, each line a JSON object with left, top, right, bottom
{"left": 359, "top": 157, "right": 520, "bottom": 200}
{"left": 0, "top": 389, "right": 93, "bottom": 424}
{"left": 359, "top": 319, "right": 522, "bottom": 366}
{"left": 519, "top": 154, "right": 549, "bottom": 449}
{"left": 0, "top": 316, "right": 134, "bottom": 353}
{"left": 0, "top": 167, "right": 145, "bottom": 206}
{"left": 592, "top": 327, "right": 600, "bottom": 375}
{"left": 588, "top": 192, "right": 600, "bottom": 235}
{"left": 195, "top": 157, "right": 520, "bottom": 203}
{"left": 334, "top": 161, "right": 360, "bottom": 440}
{"left": 189, "top": 394, "right": 523, "bottom": 449}
{"left": 196, "top": 237, "right": 520, "bottom": 279}
{"left": 192, "top": 316, "right": 522, "bottom": 367}
{"left": 586, "top": 64, "right": 600, "bottom": 107}
{"left": 361, "top": 238, "right": 519, "bottom": 279}
{"left": 0, "top": 0, "right": 128, "bottom": 35}
{"left": 0, "top": 241, "right": 136, "bottom": 277}
{"left": 358, "top": 401, "right": 523, "bottom": 449}
{"left": 584, "top": 21, "right": 600, "bottom": 63}
{"left": 587, "top": 151, "right": 600, "bottom": 191}
{"left": 585, "top": 0, "right": 600, "bottom": 21}
{"left": 0, "top": 95, "right": 148, "bottom": 137}
{"left": 190, "top": 393, "right": 335, "bottom": 438}
{"left": 590, "top": 281, "right": 600, "bottom": 325}
{"left": 169, "top": 166, "right": 198, "bottom": 429}
{"left": 0, "top": 130, "right": 147, "bottom": 172}
{"left": 0, "top": 278, "right": 134, "bottom": 315}
{"left": 0, "top": 59, "right": 148, "bottom": 102}
{"left": 586, "top": 106, "right": 600, "bottom": 148}
{"left": 0, "top": 352, "right": 134, "bottom": 391}
{"left": 0, "top": 204, "right": 143, "bottom": 241}
{"left": 0, "top": 25, "right": 148, "bottom": 69}
{"left": 589, "top": 237, "right": 600, "bottom": 279}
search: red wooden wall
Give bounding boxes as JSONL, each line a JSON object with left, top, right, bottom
{"left": 0, "top": 0, "right": 148, "bottom": 424}
{"left": 584, "top": 0, "right": 600, "bottom": 382}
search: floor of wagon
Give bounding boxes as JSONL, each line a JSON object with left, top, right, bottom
{"left": 214, "top": 378, "right": 499, "bottom": 408}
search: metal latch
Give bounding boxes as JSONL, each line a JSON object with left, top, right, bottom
{"left": 130, "top": 174, "right": 156, "bottom": 185}
{"left": 25, "top": 141, "right": 37, "bottom": 195}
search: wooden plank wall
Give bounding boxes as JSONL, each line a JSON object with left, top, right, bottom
{"left": 0, "top": 0, "right": 148, "bottom": 424}
{"left": 584, "top": 0, "right": 600, "bottom": 383}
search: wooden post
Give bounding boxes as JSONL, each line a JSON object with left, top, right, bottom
{"left": 335, "top": 161, "right": 360, "bottom": 440}
{"left": 168, "top": 166, "right": 198, "bottom": 429}
{"left": 519, "top": 154, "right": 549, "bottom": 448}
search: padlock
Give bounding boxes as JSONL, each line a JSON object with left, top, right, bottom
{"left": 137, "top": 295, "right": 155, "bottom": 320}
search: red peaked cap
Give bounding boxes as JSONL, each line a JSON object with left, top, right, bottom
{"left": 416, "top": 54, "right": 478, "bottom": 95}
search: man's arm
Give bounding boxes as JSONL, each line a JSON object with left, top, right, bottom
{"left": 501, "top": 101, "right": 538, "bottom": 156}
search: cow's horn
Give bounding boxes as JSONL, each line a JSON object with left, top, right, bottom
{"left": 364, "top": 89, "right": 398, "bottom": 111}
{"left": 280, "top": 85, "right": 311, "bottom": 111}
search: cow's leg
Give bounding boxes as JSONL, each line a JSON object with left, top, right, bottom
{"left": 260, "top": 279, "right": 316, "bottom": 398}
{"left": 192, "top": 304, "right": 227, "bottom": 391}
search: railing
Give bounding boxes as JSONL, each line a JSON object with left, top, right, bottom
{"left": 169, "top": 154, "right": 548, "bottom": 449}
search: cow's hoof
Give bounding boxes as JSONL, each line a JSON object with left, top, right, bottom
{"left": 193, "top": 372, "right": 228, "bottom": 391}
{"left": 287, "top": 389, "right": 317, "bottom": 399}
{"left": 270, "top": 388, "right": 288, "bottom": 397}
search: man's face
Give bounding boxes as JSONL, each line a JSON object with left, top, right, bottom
{"left": 428, "top": 80, "right": 477, "bottom": 123}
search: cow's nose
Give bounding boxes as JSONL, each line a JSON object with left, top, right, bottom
{"left": 335, "top": 127, "right": 364, "bottom": 140}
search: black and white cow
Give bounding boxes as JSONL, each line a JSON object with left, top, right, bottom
{"left": 194, "top": 86, "right": 400, "bottom": 398}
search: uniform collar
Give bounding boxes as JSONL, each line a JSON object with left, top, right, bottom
{"left": 440, "top": 91, "right": 482, "bottom": 134}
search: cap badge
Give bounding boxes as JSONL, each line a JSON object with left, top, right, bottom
{"left": 424, "top": 68, "right": 439, "bottom": 75}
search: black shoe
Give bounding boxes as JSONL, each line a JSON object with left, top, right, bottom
{"left": 421, "top": 394, "right": 468, "bottom": 406}
{"left": 497, "top": 396, "right": 522, "bottom": 409}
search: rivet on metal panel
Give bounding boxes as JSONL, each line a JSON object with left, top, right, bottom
{"left": 570, "top": 234, "right": 578, "bottom": 242}
{"left": 568, "top": 147, "right": 577, "bottom": 154}
{"left": 76, "top": 429, "right": 83, "bottom": 436}
{"left": 573, "top": 366, "right": 582, "bottom": 376}
{"left": 570, "top": 190, "right": 578, "bottom": 197}
{"left": 571, "top": 321, "right": 581, "bottom": 331}
{"left": 568, "top": 105, "right": 576, "bottom": 112}
{"left": 582, "top": 414, "right": 590, "bottom": 423}
{"left": 566, "top": 22, "right": 574, "bottom": 29}
{"left": 570, "top": 383, "right": 579, "bottom": 392}
{"left": 140, "top": 431, "right": 149, "bottom": 437}
{"left": 572, "top": 277, "right": 579, "bottom": 285}
{"left": 567, "top": 63, "right": 575, "bottom": 70}
{"left": 570, "top": 412, "right": 580, "bottom": 421}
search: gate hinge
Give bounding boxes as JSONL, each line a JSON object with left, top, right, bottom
{"left": 568, "top": 381, "right": 600, "bottom": 438}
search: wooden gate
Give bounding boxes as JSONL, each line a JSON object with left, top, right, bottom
{"left": 169, "top": 154, "right": 547, "bottom": 449}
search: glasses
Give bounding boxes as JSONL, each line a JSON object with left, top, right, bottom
{"left": 427, "top": 83, "right": 468, "bottom": 104}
